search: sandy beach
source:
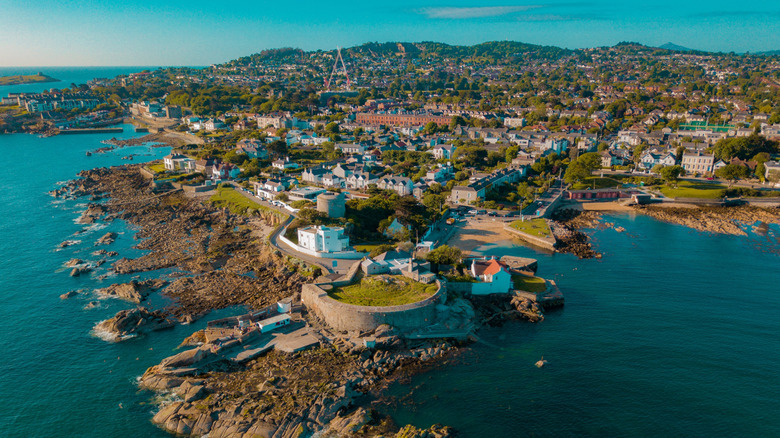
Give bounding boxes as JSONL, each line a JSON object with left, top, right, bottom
{"left": 446, "top": 219, "right": 518, "bottom": 255}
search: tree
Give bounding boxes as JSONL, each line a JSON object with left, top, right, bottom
{"left": 659, "top": 165, "right": 685, "bottom": 184}
{"left": 267, "top": 139, "right": 288, "bottom": 158}
{"left": 715, "top": 164, "right": 750, "bottom": 186}
{"left": 425, "top": 245, "right": 462, "bottom": 266}
{"left": 564, "top": 161, "right": 590, "bottom": 183}
{"left": 578, "top": 152, "right": 601, "bottom": 172}
{"left": 324, "top": 122, "right": 339, "bottom": 134}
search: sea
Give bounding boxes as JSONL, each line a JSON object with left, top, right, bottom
{"left": 2, "top": 69, "right": 780, "bottom": 437}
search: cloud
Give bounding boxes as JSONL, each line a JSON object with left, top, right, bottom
{"left": 418, "top": 6, "right": 541, "bottom": 19}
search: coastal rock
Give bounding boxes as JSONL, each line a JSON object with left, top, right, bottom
{"left": 94, "top": 307, "right": 175, "bottom": 341}
{"left": 60, "top": 290, "right": 79, "bottom": 299}
{"left": 77, "top": 205, "right": 106, "bottom": 224}
{"left": 70, "top": 266, "right": 91, "bottom": 277}
{"left": 64, "top": 258, "right": 83, "bottom": 267}
{"left": 84, "top": 301, "right": 100, "bottom": 310}
{"left": 178, "top": 330, "right": 206, "bottom": 348}
{"left": 95, "top": 232, "right": 117, "bottom": 245}
{"left": 395, "top": 424, "right": 456, "bottom": 438}
{"left": 159, "top": 347, "right": 213, "bottom": 368}
{"left": 96, "top": 279, "right": 167, "bottom": 303}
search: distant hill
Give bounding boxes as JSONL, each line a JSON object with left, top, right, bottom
{"left": 757, "top": 50, "right": 780, "bottom": 56}
{"left": 659, "top": 42, "right": 694, "bottom": 52}
{"left": 0, "top": 73, "right": 60, "bottom": 86}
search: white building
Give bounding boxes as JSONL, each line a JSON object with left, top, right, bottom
{"left": 297, "top": 226, "right": 349, "bottom": 253}
{"left": 681, "top": 152, "right": 716, "bottom": 175}
{"left": 163, "top": 153, "right": 195, "bottom": 171}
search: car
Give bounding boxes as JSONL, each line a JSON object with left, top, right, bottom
{"left": 467, "top": 209, "right": 478, "bottom": 214}
{"left": 477, "top": 210, "right": 487, "bottom": 215}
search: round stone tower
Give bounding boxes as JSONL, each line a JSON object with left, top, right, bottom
{"left": 317, "top": 191, "right": 346, "bottom": 218}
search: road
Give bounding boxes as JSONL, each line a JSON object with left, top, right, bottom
{"left": 227, "top": 182, "right": 355, "bottom": 275}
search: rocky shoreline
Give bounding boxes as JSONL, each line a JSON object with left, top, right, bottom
{"left": 632, "top": 204, "right": 780, "bottom": 236}
{"left": 551, "top": 209, "right": 603, "bottom": 259}
{"left": 53, "top": 164, "right": 553, "bottom": 437}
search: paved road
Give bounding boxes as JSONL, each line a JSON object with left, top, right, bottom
{"left": 226, "top": 183, "right": 357, "bottom": 275}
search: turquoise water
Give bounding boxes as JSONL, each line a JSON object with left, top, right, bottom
{"left": 385, "top": 214, "right": 780, "bottom": 436}
{"left": 0, "top": 126, "right": 228, "bottom": 437}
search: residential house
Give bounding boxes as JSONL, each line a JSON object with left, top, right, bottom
{"left": 297, "top": 226, "right": 349, "bottom": 253}
{"left": 681, "top": 152, "right": 716, "bottom": 175}
{"left": 163, "top": 153, "right": 195, "bottom": 172}
{"left": 377, "top": 176, "right": 414, "bottom": 196}
{"left": 639, "top": 151, "right": 677, "bottom": 170}
{"left": 432, "top": 144, "right": 458, "bottom": 160}
{"left": 272, "top": 157, "right": 299, "bottom": 170}
{"left": 236, "top": 138, "right": 269, "bottom": 159}
{"left": 346, "top": 171, "right": 377, "bottom": 190}
{"left": 469, "top": 258, "right": 513, "bottom": 295}
{"left": 212, "top": 163, "right": 240, "bottom": 180}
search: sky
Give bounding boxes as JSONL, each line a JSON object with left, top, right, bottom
{"left": 2, "top": 0, "right": 780, "bottom": 66}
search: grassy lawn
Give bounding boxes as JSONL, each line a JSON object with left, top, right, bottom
{"left": 329, "top": 275, "right": 438, "bottom": 306}
{"left": 509, "top": 218, "right": 552, "bottom": 238}
{"left": 209, "top": 186, "right": 288, "bottom": 220}
{"left": 513, "top": 275, "right": 547, "bottom": 293}
{"left": 571, "top": 177, "right": 623, "bottom": 190}
{"left": 147, "top": 162, "right": 166, "bottom": 173}
{"left": 657, "top": 181, "right": 726, "bottom": 199}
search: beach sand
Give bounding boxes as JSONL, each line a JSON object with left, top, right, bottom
{"left": 446, "top": 220, "right": 518, "bottom": 255}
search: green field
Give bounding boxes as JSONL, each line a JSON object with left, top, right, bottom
{"left": 571, "top": 177, "right": 623, "bottom": 190}
{"left": 509, "top": 218, "right": 552, "bottom": 238}
{"left": 210, "top": 186, "right": 287, "bottom": 219}
{"left": 657, "top": 181, "right": 727, "bottom": 199}
{"left": 329, "top": 275, "right": 438, "bottom": 306}
{"left": 513, "top": 275, "right": 547, "bottom": 293}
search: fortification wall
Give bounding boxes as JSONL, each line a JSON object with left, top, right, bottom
{"left": 301, "top": 281, "right": 446, "bottom": 333}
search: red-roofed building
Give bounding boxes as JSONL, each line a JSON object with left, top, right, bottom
{"left": 469, "top": 258, "right": 512, "bottom": 295}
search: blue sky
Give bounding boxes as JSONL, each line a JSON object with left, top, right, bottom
{"left": 2, "top": 0, "right": 779, "bottom": 66}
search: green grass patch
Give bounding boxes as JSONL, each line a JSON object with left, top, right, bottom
{"left": 657, "top": 181, "right": 727, "bottom": 199}
{"left": 147, "top": 162, "right": 166, "bottom": 173}
{"left": 210, "top": 186, "right": 288, "bottom": 220}
{"left": 513, "top": 275, "right": 547, "bottom": 293}
{"left": 509, "top": 218, "right": 552, "bottom": 238}
{"left": 571, "top": 177, "right": 622, "bottom": 190}
{"left": 329, "top": 275, "right": 438, "bottom": 307}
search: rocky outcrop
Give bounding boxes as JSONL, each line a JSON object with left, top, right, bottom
{"left": 60, "top": 290, "right": 79, "bottom": 299}
{"left": 633, "top": 205, "right": 780, "bottom": 235}
{"left": 94, "top": 307, "right": 175, "bottom": 341}
{"left": 551, "top": 209, "right": 602, "bottom": 259}
{"left": 64, "top": 258, "right": 83, "bottom": 267}
{"left": 95, "top": 232, "right": 117, "bottom": 245}
{"left": 141, "top": 332, "right": 459, "bottom": 438}
{"left": 70, "top": 266, "right": 92, "bottom": 277}
{"left": 95, "top": 279, "right": 167, "bottom": 303}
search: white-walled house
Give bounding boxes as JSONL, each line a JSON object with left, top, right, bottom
{"left": 163, "top": 154, "right": 195, "bottom": 172}
{"left": 297, "top": 226, "right": 349, "bottom": 253}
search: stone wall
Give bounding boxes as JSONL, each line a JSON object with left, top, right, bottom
{"left": 301, "top": 281, "right": 446, "bottom": 333}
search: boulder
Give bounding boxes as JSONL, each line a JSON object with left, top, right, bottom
{"left": 96, "top": 232, "right": 117, "bottom": 246}
{"left": 159, "top": 347, "right": 212, "bottom": 368}
{"left": 64, "top": 258, "right": 83, "bottom": 268}
{"left": 94, "top": 307, "right": 175, "bottom": 341}
{"left": 60, "top": 290, "right": 78, "bottom": 299}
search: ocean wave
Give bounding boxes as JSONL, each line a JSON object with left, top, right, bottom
{"left": 91, "top": 324, "right": 119, "bottom": 342}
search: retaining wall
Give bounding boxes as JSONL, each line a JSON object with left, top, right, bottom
{"left": 301, "top": 280, "right": 446, "bottom": 332}
{"left": 279, "top": 234, "right": 366, "bottom": 260}
{"left": 504, "top": 224, "right": 557, "bottom": 251}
